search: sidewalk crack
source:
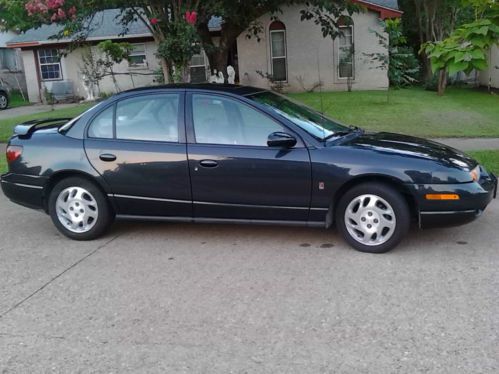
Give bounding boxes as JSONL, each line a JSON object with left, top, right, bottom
{"left": 0, "top": 234, "right": 121, "bottom": 319}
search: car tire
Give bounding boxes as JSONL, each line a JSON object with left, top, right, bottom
{"left": 0, "top": 92, "right": 8, "bottom": 110}
{"left": 48, "top": 177, "right": 114, "bottom": 240}
{"left": 335, "top": 183, "right": 410, "bottom": 253}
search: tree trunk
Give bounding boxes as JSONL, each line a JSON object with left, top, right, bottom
{"left": 206, "top": 49, "right": 230, "bottom": 80}
{"left": 437, "top": 68, "right": 447, "bottom": 96}
{"left": 160, "top": 58, "right": 174, "bottom": 84}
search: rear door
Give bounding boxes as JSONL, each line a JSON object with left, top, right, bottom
{"left": 84, "top": 91, "right": 192, "bottom": 218}
{"left": 186, "top": 92, "right": 312, "bottom": 221}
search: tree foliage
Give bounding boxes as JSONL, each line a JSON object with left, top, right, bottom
{"left": 365, "top": 18, "right": 420, "bottom": 89}
{"left": 1, "top": 0, "right": 357, "bottom": 84}
{"left": 421, "top": 1, "right": 499, "bottom": 95}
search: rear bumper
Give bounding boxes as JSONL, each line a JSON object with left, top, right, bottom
{"left": 412, "top": 173, "right": 497, "bottom": 228}
{"left": 1, "top": 173, "right": 46, "bottom": 210}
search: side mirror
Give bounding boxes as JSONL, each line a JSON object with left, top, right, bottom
{"left": 267, "top": 132, "right": 297, "bottom": 148}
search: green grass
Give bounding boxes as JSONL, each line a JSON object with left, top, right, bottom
{"left": 469, "top": 150, "right": 499, "bottom": 174}
{"left": 0, "top": 154, "right": 5, "bottom": 174}
{"left": 0, "top": 104, "right": 92, "bottom": 142}
{"left": 8, "top": 91, "right": 31, "bottom": 109}
{"left": 290, "top": 87, "right": 499, "bottom": 138}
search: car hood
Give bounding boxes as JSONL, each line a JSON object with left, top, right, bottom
{"left": 342, "top": 132, "right": 477, "bottom": 170}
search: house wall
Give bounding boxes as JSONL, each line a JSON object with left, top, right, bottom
{"left": 21, "top": 40, "right": 160, "bottom": 103}
{"left": 0, "top": 31, "right": 27, "bottom": 95}
{"left": 21, "top": 50, "right": 40, "bottom": 103}
{"left": 479, "top": 45, "right": 499, "bottom": 89}
{"left": 237, "top": 4, "right": 389, "bottom": 92}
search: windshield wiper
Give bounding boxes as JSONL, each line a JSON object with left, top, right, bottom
{"left": 323, "top": 126, "right": 363, "bottom": 141}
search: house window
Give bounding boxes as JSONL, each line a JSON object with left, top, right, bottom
{"left": 38, "top": 49, "right": 62, "bottom": 81}
{"left": 129, "top": 44, "right": 147, "bottom": 67}
{"left": 338, "top": 25, "right": 354, "bottom": 79}
{"left": 270, "top": 21, "right": 287, "bottom": 82}
{"left": 190, "top": 52, "right": 207, "bottom": 83}
{"left": 0, "top": 48, "right": 17, "bottom": 71}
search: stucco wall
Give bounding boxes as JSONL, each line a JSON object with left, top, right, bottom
{"left": 479, "top": 45, "right": 499, "bottom": 89}
{"left": 21, "top": 41, "right": 160, "bottom": 103}
{"left": 237, "top": 4, "right": 389, "bottom": 92}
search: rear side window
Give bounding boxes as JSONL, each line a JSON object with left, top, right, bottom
{"left": 87, "top": 94, "right": 180, "bottom": 142}
{"left": 116, "top": 94, "right": 179, "bottom": 142}
{"left": 88, "top": 105, "right": 113, "bottom": 139}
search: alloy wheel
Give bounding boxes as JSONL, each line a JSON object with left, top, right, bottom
{"left": 56, "top": 186, "right": 99, "bottom": 233}
{"left": 344, "top": 194, "right": 397, "bottom": 246}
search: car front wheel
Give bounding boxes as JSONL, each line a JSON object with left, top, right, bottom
{"left": 0, "top": 92, "right": 8, "bottom": 110}
{"left": 48, "top": 177, "right": 113, "bottom": 240}
{"left": 336, "top": 183, "right": 410, "bottom": 253}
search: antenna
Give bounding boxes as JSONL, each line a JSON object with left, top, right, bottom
{"left": 316, "top": 48, "right": 324, "bottom": 115}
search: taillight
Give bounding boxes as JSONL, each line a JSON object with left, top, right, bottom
{"left": 6, "top": 145, "right": 23, "bottom": 163}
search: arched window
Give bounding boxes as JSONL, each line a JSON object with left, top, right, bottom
{"left": 269, "top": 21, "right": 287, "bottom": 82}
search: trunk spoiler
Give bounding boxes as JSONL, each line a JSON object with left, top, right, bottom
{"left": 14, "top": 118, "right": 73, "bottom": 138}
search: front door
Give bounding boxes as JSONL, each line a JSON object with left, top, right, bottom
{"left": 187, "top": 93, "right": 311, "bottom": 221}
{"left": 84, "top": 92, "right": 192, "bottom": 217}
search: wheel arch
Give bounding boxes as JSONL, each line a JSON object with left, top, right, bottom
{"left": 43, "top": 170, "right": 114, "bottom": 213}
{"left": 328, "top": 174, "right": 419, "bottom": 227}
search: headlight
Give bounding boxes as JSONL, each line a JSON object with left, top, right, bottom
{"left": 470, "top": 165, "right": 481, "bottom": 182}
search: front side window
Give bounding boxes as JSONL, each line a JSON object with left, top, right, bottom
{"left": 38, "top": 49, "right": 62, "bottom": 80}
{"left": 192, "top": 94, "right": 284, "bottom": 146}
{"left": 129, "top": 44, "right": 147, "bottom": 67}
{"left": 270, "top": 21, "right": 287, "bottom": 82}
{"left": 338, "top": 26, "right": 354, "bottom": 79}
{"left": 87, "top": 94, "right": 180, "bottom": 142}
{"left": 248, "top": 91, "right": 349, "bottom": 140}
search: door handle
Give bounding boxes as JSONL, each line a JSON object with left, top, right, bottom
{"left": 99, "top": 153, "right": 117, "bottom": 162}
{"left": 199, "top": 159, "right": 218, "bottom": 168}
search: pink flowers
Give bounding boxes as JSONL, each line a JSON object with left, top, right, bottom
{"left": 150, "top": 18, "right": 159, "bottom": 25}
{"left": 185, "top": 11, "right": 197, "bottom": 26}
{"left": 25, "top": 0, "right": 76, "bottom": 21}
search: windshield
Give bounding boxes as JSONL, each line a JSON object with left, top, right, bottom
{"left": 248, "top": 91, "right": 350, "bottom": 140}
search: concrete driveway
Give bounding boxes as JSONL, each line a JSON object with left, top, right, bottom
{"left": 0, "top": 191, "right": 497, "bottom": 373}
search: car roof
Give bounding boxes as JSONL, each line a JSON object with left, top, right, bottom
{"left": 121, "top": 84, "right": 267, "bottom": 97}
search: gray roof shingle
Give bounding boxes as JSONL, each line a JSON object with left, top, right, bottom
{"left": 365, "top": 0, "right": 399, "bottom": 10}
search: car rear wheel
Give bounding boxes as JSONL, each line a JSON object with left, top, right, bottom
{"left": 48, "top": 177, "right": 113, "bottom": 240}
{"left": 0, "top": 92, "right": 8, "bottom": 110}
{"left": 336, "top": 183, "right": 410, "bottom": 253}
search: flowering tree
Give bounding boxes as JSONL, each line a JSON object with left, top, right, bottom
{"left": 20, "top": 0, "right": 202, "bottom": 83}
{"left": 4, "top": 0, "right": 357, "bottom": 83}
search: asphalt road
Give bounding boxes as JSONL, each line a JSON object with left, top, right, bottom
{"left": 0, "top": 191, "right": 498, "bottom": 373}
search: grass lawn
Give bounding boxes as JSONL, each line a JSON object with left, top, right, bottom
{"left": 0, "top": 103, "right": 93, "bottom": 143}
{"left": 469, "top": 150, "right": 499, "bottom": 174}
{"left": 0, "top": 154, "right": 5, "bottom": 174}
{"left": 289, "top": 87, "right": 499, "bottom": 138}
{"left": 8, "top": 91, "right": 31, "bottom": 109}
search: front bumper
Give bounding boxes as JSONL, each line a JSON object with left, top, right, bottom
{"left": 1, "top": 173, "right": 46, "bottom": 210}
{"left": 410, "top": 173, "right": 497, "bottom": 228}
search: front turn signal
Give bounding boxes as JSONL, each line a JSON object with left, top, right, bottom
{"left": 425, "top": 194, "right": 460, "bottom": 201}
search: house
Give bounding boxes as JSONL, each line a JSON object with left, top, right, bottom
{"left": 479, "top": 45, "right": 499, "bottom": 89}
{"left": 0, "top": 30, "right": 27, "bottom": 94}
{"left": 6, "top": 1, "right": 402, "bottom": 103}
